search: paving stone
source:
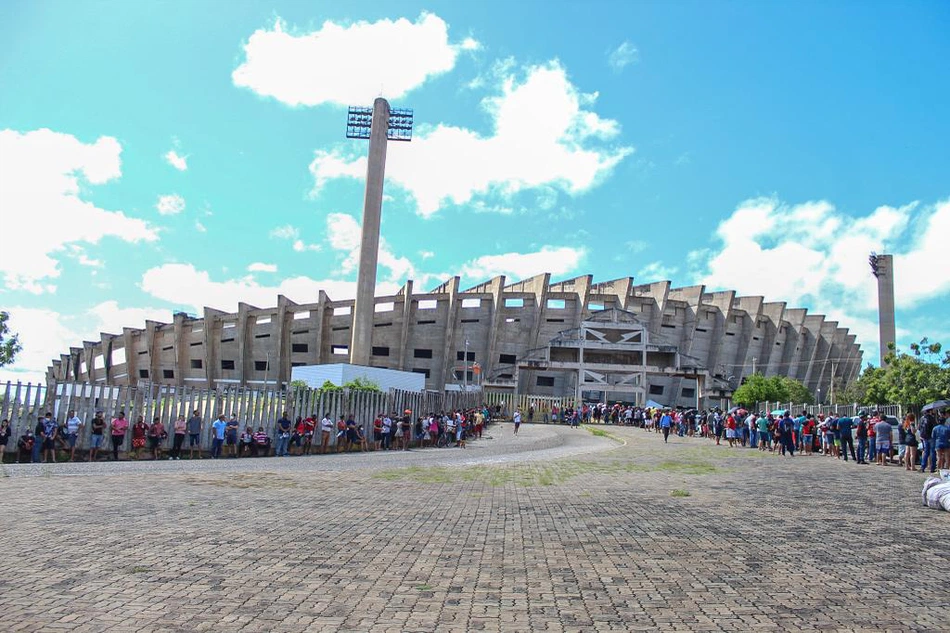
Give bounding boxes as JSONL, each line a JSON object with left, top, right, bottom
{"left": 0, "top": 424, "right": 947, "bottom": 632}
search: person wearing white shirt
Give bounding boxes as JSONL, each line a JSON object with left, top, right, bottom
{"left": 65, "top": 410, "right": 83, "bottom": 462}
{"left": 319, "top": 413, "right": 333, "bottom": 454}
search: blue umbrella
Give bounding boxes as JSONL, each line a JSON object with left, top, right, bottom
{"left": 922, "top": 400, "right": 950, "bottom": 412}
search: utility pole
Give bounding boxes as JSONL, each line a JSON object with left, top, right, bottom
{"left": 752, "top": 356, "right": 757, "bottom": 375}
{"left": 463, "top": 338, "right": 469, "bottom": 392}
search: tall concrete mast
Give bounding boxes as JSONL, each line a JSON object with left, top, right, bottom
{"left": 869, "top": 253, "right": 896, "bottom": 365}
{"left": 345, "top": 99, "right": 413, "bottom": 366}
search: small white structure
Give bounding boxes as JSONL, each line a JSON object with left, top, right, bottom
{"left": 291, "top": 363, "right": 425, "bottom": 393}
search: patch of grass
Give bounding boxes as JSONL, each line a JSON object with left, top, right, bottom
{"left": 670, "top": 489, "right": 691, "bottom": 498}
{"left": 415, "top": 584, "right": 432, "bottom": 591}
{"left": 653, "top": 460, "right": 718, "bottom": 475}
{"left": 131, "top": 566, "right": 149, "bottom": 573}
{"left": 582, "top": 425, "right": 624, "bottom": 444}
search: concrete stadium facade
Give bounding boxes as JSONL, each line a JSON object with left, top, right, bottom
{"left": 47, "top": 274, "right": 863, "bottom": 409}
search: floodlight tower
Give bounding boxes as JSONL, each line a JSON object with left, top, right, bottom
{"left": 868, "top": 253, "right": 896, "bottom": 366}
{"left": 345, "top": 98, "right": 413, "bottom": 366}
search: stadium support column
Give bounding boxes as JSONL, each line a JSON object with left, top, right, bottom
{"left": 350, "top": 98, "right": 390, "bottom": 366}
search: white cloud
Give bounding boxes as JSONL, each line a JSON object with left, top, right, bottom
{"left": 233, "top": 12, "right": 475, "bottom": 107}
{"left": 419, "top": 250, "right": 435, "bottom": 259}
{"left": 194, "top": 220, "right": 207, "bottom": 233}
{"left": 269, "top": 224, "right": 299, "bottom": 240}
{"left": 156, "top": 193, "right": 186, "bottom": 215}
{"left": 141, "top": 263, "right": 401, "bottom": 313}
{"left": 607, "top": 41, "right": 638, "bottom": 72}
{"left": 0, "top": 128, "right": 158, "bottom": 292}
{"left": 269, "top": 224, "right": 319, "bottom": 251}
{"left": 326, "top": 212, "right": 415, "bottom": 282}
{"left": 638, "top": 261, "right": 678, "bottom": 281}
{"left": 310, "top": 61, "right": 633, "bottom": 217}
{"left": 0, "top": 301, "right": 173, "bottom": 383}
{"left": 691, "top": 195, "right": 949, "bottom": 365}
{"left": 460, "top": 246, "right": 586, "bottom": 281}
{"left": 247, "top": 262, "right": 278, "bottom": 273}
{"left": 164, "top": 149, "right": 188, "bottom": 171}
{"left": 87, "top": 300, "right": 174, "bottom": 334}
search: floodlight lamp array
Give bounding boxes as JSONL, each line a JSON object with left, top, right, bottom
{"left": 345, "top": 105, "right": 414, "bottom": 141}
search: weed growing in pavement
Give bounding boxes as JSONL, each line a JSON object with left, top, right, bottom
{"left": 131, "top": 566, "right": 149, "bottom": 573}
{"left": 670, "top": 489, "right": 691, "bottom": 497}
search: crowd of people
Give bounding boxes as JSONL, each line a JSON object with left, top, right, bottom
{"left": 564, "top": 402, "right": 950, "bottom": 473}
{"left": 0, "top": 406, "right": 498, "bottom": 463}
{"left": 3, "top": 400, "right": 948, "bottom": 475}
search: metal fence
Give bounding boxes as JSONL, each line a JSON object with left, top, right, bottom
{"left": 753, "top": 401, "right": 905, "bottom": 419}
{"left": 482, "top": 391, "right": 575, "bottom": 422}
{"left": 0, "top": 380, "right": 483, "bottom": 456}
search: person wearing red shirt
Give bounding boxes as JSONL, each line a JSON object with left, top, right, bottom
{"left": 131, "top": 415, "right": 148, "bottom": 460}
{"left": 302, "top": 415, "right": 316, "bottom": 455}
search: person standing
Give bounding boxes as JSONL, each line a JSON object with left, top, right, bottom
{"left": 320, "top": 412, "right": 333, "bottom": 454}
{"left": 903, "top": 414, "right": 918, "bottom": 471}
{"left": 380, "top": 413, "right": 392, "bottom": 450}
{"left": 855, "top": 415, "right": 868, "bottom": 464}
{"left": 110, "top": 411, "right": 129, "bottom": 461}
{"left": 148, "top": 416, "right": 165, "bottom": 460}
{"left": 64, "top": 410, "right": 83, "bottom": 462}
{"left": 780, "top": 412, "right": 795, "bottom": 457}
{"left": 186, "top": 409, "right": 203, "bottom": 459}
{"left": 32, "top": 416, "right": 45, "bottom": 464}
{"left": 874, "top": 416, "right": 893, "bottom": 466}
{"left": 838, "top": 415, "right": 855, "bottom": 462}
{"left": 170, "top": 414, "right": 187, "bottom": 460}
{"left": 933, "top": 413, "right": 950, "bottom": 470}
{"left": 210, "top": 414, "right": 227, "bottom": 459}
{"left": 225, "top": 414, "right": 240, "bottom": 458}
{"left": 131, "top": 415, "right": 148, "bottom": 460}
{"left": 89, "top": 411, "right": 106, "bottom": 462}
{"left": 513, "top": 409, "right": 522, "bottom": 435}
{"left": 0, "top": 419, "right": 11, "bottom": 460}
{"left": 275, "top": 412, "right": 292, "bottom": 457}
{"left": 660, "top": 410, "right": 673, "bottom": 443}
{"left": 919, "top": 412, "right": 938, "bottom": 474}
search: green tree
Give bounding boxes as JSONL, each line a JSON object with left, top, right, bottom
{"left": 732, "top": 373, "right": 813, "bottom": 406}
{"left": 843, "top": 338, "right": 950, "bottom": 406}
{"left": 289, "top": 379, "right": 309, "bottom": 390}
{"left": 342, "top": 377, "right": 382, "bottom": 392}
{"left": 0, "top": 311, "right": 21, "bottom": 367}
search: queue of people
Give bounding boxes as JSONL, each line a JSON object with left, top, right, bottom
{"left": 571, "top": 402, "right": 950, "bottom": 473}
{"left": 0, "top": 405, "right": 497, "bottom": 463}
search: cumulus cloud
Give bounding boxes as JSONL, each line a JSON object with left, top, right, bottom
{"left": 156, "top": 193, "right": 186, "bottom": 215}
{"left": 247, "top": 262, "right": 278, "bottom": 273}
{"left": 310, "top": 61, "right": 633, "bottom": 217}
{"left": 140, "top": 263, "right": 401, "bottom": 313}
{"left": 269, "top": 224, "right": 319, "bottom": 251}
{"left": 607, "top": 41, "right": 638, "bottom": 72}
{"left": 326, "top": 212, "right": 415, "bottom": 282}
{"left": 0, "top": 128, "right": 158, "bottom": 293}
{"left": 233, "top": 13, "right": 475, "bottom": 107}
{"left": 460, "top": 246, "right": 586, "bottom": 281}
{"left": 692, "top": 195, "right": 948, "bottom": 364}
{"left": 0, "top": 301, "right": 173, "bottom": 383}
{"left": 164, "top": 149, "right": 187, "bottom": 171}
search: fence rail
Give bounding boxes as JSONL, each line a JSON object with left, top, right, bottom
{"left": 0, "top": 381, "right": 482, "bottom": 456}
{"left": 753, "top": 401, "right": 905, "bottom": 419}
{"left": 482, "top": 391, "right": 575, "bottom": 422}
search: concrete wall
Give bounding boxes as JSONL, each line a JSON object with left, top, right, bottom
{"left": 48, "top": 275, "right": 864, "bottom": 408}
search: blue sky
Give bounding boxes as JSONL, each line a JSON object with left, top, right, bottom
{"left": 1, "top": 0, "right": 949, "bottom": 382}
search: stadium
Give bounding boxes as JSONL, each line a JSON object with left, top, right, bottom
{"left": 46, "top": 273, "right": 862, "bottom": 410}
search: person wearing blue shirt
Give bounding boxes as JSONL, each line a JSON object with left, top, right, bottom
{"left": 933, "top": 414, "right": 949, "bottom": 470}
{"left": 210, "top": 414, "right": 227, "bottom": 459}
{"left": 837, "top": 416, "right": 855, "bottom": 461}
{"left": 660, "top": 411, "right": 672, "bottom": 443}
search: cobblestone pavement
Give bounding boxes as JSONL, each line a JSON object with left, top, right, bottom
{"left": 1, "top": 424, "right": 947, "bottom": 632}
